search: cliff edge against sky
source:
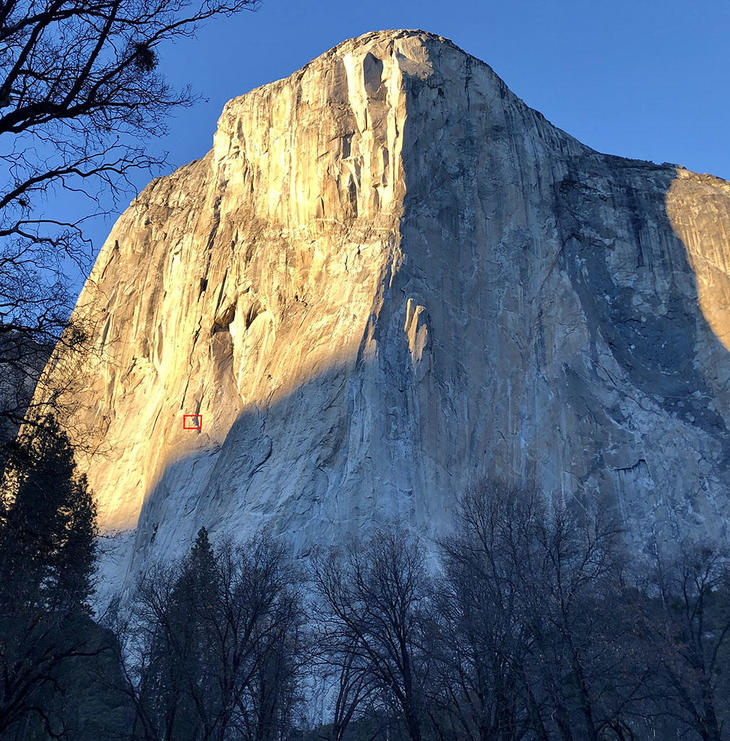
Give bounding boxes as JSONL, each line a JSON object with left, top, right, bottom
{"left": 35, "top": 30, "right": 730, "bottom": 602}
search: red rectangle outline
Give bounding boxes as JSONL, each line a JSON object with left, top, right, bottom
{"left": 183, "top": 414, "right": 202, "bottom": 430}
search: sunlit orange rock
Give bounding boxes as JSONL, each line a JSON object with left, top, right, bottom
{"left": 34, "top": 31, "right": 730, "bottom": 607}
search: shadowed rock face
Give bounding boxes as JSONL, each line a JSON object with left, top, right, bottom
{"left": 36, "top": 30, "right": 730, "bottom": 604}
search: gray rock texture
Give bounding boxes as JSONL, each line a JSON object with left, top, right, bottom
{"left": 36, "top": 30, "right": 730, "bottom": 602}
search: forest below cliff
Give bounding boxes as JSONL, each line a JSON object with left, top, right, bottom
{"left": 2, "top": 416, "right": 730, "bottom": 741}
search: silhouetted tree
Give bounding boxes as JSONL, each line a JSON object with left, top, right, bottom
{"left": 0, "top": 414, "right": 104, "bottom": 737}
{"left": 0, "top": 413, "right": 96, "bottom": 609}
{"left": 0, "top": 0, "right": 262, "bottom": 435}
{"left": 430, "top": 481, "right": 651, "bottom": 741}
{"left": 632, "top": 540, "right": 730, "bottom": 741}
{"left": 123, "top": 528, "right": 305, "bottom": 741}
{"left": 310, "top": 642, "right": 378, "bottom": 741}
{"left": 431, "top": 484, "right": 538, "bottom": 741}
{"left": 312, "top": 529, "right": 432, "bottom": 741}
{"left": 514, "top": 494, "right": 641, "bottom": 741}
{"left": 0, "top": 331, "right": 51, "bottom": 463}
{"left": 128, "top": 527, "right": 219, "bottom": 739}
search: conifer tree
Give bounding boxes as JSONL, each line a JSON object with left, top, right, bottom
{"left": 0, "top": 414, "right": 97, "bottom": 611}
{"left": 129, "top": 529, "right": 305, "bottom": 740}
{"left": 136, "top": 527, "right": 221, "bottom": 739}
{"left": 0, "top": 414, "right": 104, "bottom": 737}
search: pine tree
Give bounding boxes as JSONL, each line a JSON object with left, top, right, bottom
{"left": 179, "top": 526, "right": 218, "bottom": 610}
{"left": 130, "top": 530, "right": 304, "bottom": 740}
{"left": 138, "top": 527, "right": 221, "bottom": 738}
{"left": 0, "top": 415, "right": 97, "bottom": 611}
{"left": 0, "top": 415, "right": 112, "bottom": 738}
{"left": 174, "top": 526, "right": 220, "bottom": 732}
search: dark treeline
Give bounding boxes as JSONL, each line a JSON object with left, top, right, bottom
{"left": 114, "top": 529, "right": 306, "bottom": 740}
{"left": 306, "top": 488, "right": 730, "bottom": 741}
{"left": 0, "top": 415, "right": 129, "bottom": 739}
{"left": 3, "top": 423, "right": 730, "bottom": 739}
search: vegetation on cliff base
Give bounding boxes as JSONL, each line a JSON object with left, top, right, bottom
{"left": 112, "top": 482, "right": 730, "bottom": 741}
{"left": 2, "top": 463, "right": 730, "bottom": 740}
{"left": 0, "top": 416, "right": 131, "bottom": 739}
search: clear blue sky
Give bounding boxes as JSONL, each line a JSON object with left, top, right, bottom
{"left": 74, "top": 0, "right": 730, "bottom": 271}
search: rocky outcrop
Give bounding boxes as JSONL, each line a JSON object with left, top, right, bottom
{"left": 38, "top": 30, "right": 730, "bottom": 603}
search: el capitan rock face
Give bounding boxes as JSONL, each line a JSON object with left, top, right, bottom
{"left": 38, "top": 30, "right": 730, "bottom": 602}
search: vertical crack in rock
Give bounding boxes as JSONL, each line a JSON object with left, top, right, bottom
{"left": 31, "top": 30, "right": 730, "bottom": 608}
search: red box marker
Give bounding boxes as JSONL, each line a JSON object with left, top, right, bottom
{"left": 184, "top": 414, "right": 202, "bottom": 430}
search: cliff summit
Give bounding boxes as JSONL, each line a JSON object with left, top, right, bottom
{"left": 35, "top": 30, "right": 730, "bottom": 603}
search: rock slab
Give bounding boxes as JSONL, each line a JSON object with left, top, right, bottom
{"left": 37, "top": 30, "right": 730, "bottom": 602}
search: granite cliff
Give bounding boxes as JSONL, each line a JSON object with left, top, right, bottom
{"left": 35, "top": 30, "right": 730, "bottom": 602}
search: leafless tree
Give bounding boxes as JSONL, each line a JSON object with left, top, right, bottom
{"left": 432, "top": 481, "right": 649, "bottom": 741}
{"left": 308, "top": 633, "right": 380, "bottom": 741}
{"left": 0, "top": 0, "right": 261, "bottom": 435}
{"left": 117, "top": 528, "right": 305, "bottom": 741}
{"left": 631, "top": 539, "right": 730, "bottom": 741}
{"left": 312, "top": 528, "right": 432, "bottom": 741}
{"left": 432, "top": 483, "right": 540, "bottom": 741}
{"left": 0, "top": 329, "right": 50, "bottom": 453}
{"left": 516, "top": 495, "right": 644, "bottom": 741}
